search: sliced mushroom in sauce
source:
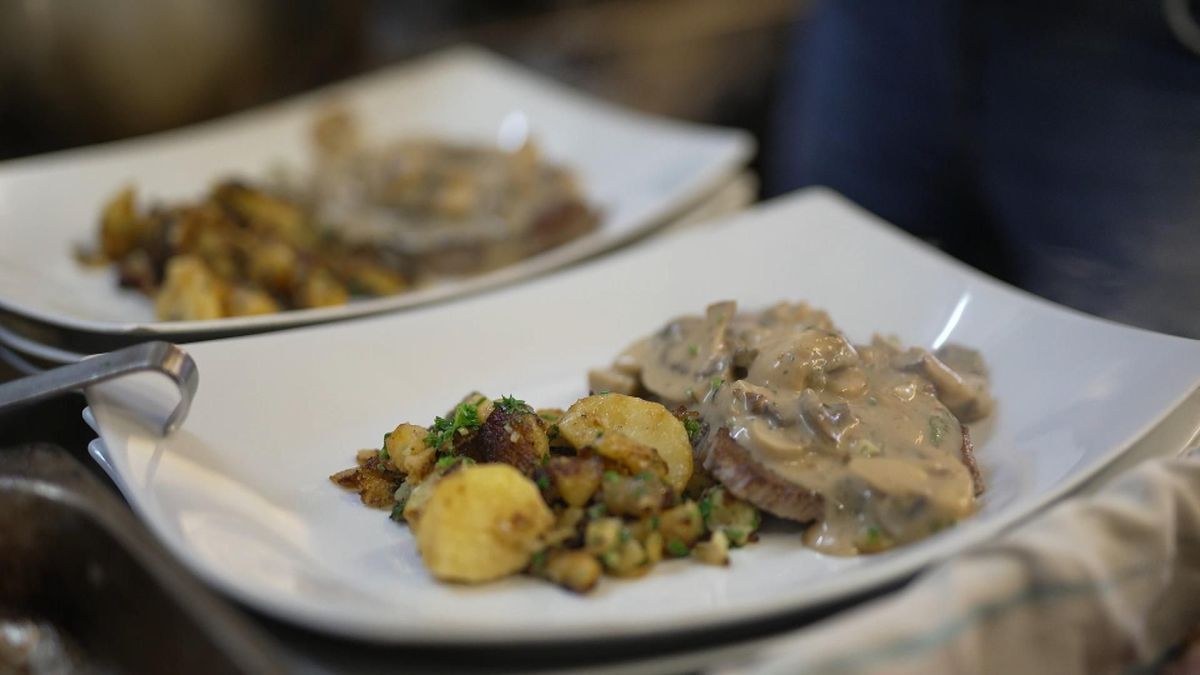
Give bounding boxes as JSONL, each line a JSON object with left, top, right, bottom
{"left": 600, "top": 301, "right": 992, "bottom": 556}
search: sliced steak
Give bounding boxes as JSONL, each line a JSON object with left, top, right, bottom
{"left": 960, "top": 424, "right": 984, "bottom": 497}
{"left": 696, "top": 428, "right": 824, "bottom": 523}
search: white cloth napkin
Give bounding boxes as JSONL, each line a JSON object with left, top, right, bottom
{"left": 715, "top": 449, "right": 1200, "bottom": 675}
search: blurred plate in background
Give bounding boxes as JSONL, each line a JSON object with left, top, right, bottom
{"left": 0, "top": 46, "right": 752, "bottom": 338}
{"left": 0, "top": 171, "right": 757, "bottom": 365}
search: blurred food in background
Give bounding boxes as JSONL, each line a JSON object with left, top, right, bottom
{"left": 11, "top": 0, "right": 1197, "bottom": 338}
{"left": 82, "top": 109, "right": 596, "bottom": 321}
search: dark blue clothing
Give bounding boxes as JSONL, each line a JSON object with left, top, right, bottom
{"left": 769, "top": 1, "right": 1200, "bottom": 337}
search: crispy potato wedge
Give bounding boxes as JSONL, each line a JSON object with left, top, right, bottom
{"left": 459, "top": 405, "right": 549, "bottom": 476}
{"left": 329, "top": 453, "right": 400, "bottom": 509}
{"left": 546, "top": 455, "right": 603, "bottom": 507}
{"left": 385, "top": 423, "right": 435, "bottom": 481}
{"left": 413, "top": 464, "right": 553, "bottom": 584}
{"left": 557, "top": 394, "right": 693, "bottom": 493}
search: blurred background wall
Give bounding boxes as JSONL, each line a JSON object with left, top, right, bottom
{"left": 0, "top": 0, "right": 805, "bottom": 169}
{"left": 5, "top": 1, "right": 1199, "bottom": 337}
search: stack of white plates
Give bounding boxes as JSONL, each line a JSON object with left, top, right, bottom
{"left": 0, "top": 46, "right": 755, "bottom": 373}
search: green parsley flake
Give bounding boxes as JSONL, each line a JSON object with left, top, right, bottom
{"left": 530, "top": 549, "right": 547, "bottom": 573}
{"left": 389, "top": 503, "right": 406, "bottom": 522}
{"left": 666, "top": 539, "right": 689, "bottom": 557}
{"left": 682, "top": 417, "right": 702, "bottom": 442}
{"left": 425, "top": 402, "right": 481, "bottom": 451}
{"left": 688, "top": 343, "right": 699, "bottom": 356}
{"left": 928, "top": 415, "right": 949, "bottom": 447}
{"left": 536, "top": 475, "right": 551, "bottom": 491}
{"left": 435, "top": 455, "right": 476, "bottom": 471}
{"left": 496, "top": 395, "right": 533, "bottom": 415}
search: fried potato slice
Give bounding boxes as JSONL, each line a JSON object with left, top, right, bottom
{"left": 413, "top": 464, "right": 553, "bottom": 584}
{"left": 458, "top": 404, "right": 548, "bottom": 476}
{"left": 557, "top": 394, "right": 693, "bottom": 493}
{"left": 385, "top": 423, "right": 435, "bottom": 481}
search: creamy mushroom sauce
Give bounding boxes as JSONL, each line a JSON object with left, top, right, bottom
{"left": 595, "top": 301, "right": 993, "bottom": 556}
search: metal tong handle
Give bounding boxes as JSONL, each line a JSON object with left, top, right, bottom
{"left": 0, "top": 341, "right": 198, "bottom": 435}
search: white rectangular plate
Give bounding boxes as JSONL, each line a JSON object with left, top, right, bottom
{"left": 85, "top": 189, "right": 1200, "bottom": 644}
{"left": 0, "top": 46, "right": 751, "bottom": 337}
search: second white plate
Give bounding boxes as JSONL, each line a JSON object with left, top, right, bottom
{"left": 0, "top": 46, "right": 751, "bottom": 337}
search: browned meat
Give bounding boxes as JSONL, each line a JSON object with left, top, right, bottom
{"left": 960, "top": 424, "right": 984, "bottom": 497}
{"left": 697, "top": 425, "right": 986, "bottom": 523}
{"left": 696, "top": 428, "right": 825, "bottom": 523}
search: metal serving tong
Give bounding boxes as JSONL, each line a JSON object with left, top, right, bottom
{"left": 0, "top": 341, "right": 198, "bottom": 435}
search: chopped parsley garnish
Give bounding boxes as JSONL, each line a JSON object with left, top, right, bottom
{"left": 619, "top": 527, "right": 632, "bottom": 543}
{"left": 389, "top": 503, "right": 406, "bottom": 523}
{"left": 709, "top": 377, "right": 724, "bottom": 394}
{"left": 586, "top": 503, "right": 608, "bottom": 519}
{"left": 426, "top": 402, "right": 481, "bottom": 451}
{"left": 379, "top": 432, "right": 393, "bottom": 461}
{"left": 666, "top": 539, "right": 689, "bottom": 557}
{"left": 698, "top": 495, "right": 713, "bottom": 521}
{"left": 682, "top": 417, "right": 702, "bottom": 443}
{"left": 649, "top": 515, "right": 660, "bottom": 530}
{"left": 435, "top": 455, "right": 475, "bottom": 471}
{"left": 687, "top": 343, "right": 699, "bottom": 356}
{"left": 865, "top": 526, "right": 882, "bottom": 545}
{"left": 530, "top": 549, "right": 547, "bottom": 573}
{"left": 603, "top": 470, "right": 620, "bottom": 483}
{"left": 496, "top": 395, "right": 533, "bottom": 415}
{"left": 928, "top": 415, "right": 949, "bottom": 447}
{"left": 535, "top": 474, "right": 551, "bottom": 491}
